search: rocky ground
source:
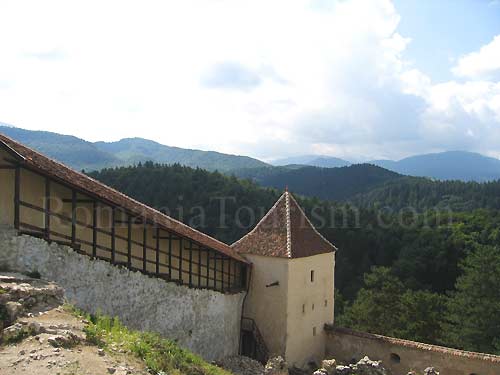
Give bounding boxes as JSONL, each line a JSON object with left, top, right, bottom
{"left": 0, "top": 273, "right": 148, "bottom": 375}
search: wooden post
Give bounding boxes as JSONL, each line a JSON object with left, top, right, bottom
{"left": 111, "top": 207, "right": 116, "bottom": 263}
{"left": 168, "top": 232, "right": 172, "bottom": 279}
{"left": 179, "top": 238, "right": 183, "bottom": 282}
{"left": 228, "top": 259, "right": 232, "bottom": 290}
{"left": 188, "top": 241, "right": 193, "bottom": 287}
{"left": 206, "top": 249, "right": 210, "bottom": 289}
{"left": 142, "top": 224, "right": 147, "bottom": 272}
{"left": 240, "top": 264, "right": 247, "bottom": 290}
{"left": 14, "top": 166, "right": 20, "bottom": 230}
{"left": 198, "top": 247, "right": 202, "bottom": 288}
{"left": 221, "top": 257, "right": 225, "bottom": 292}
{"left": 44, "top": 178, "right": 50, "bottom": 239}
{"left": 127, "top": 215, "right": 132, "bottom": 268}
{"left": 92, "top": 202, "right": 97, "bottom": 258}
{"left": 71, "top": 190, "right": 77, "bottom": 247}
{"left": 213, "top": 254, "right": 217, "bottom": 290}
{"left": 155, "top": 227, "right": 160, "bottom": 275}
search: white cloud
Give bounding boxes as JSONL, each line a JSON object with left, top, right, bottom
{"left": 452, "top": 35, "right": 500, "bottom": 80}
{"left": 0, "top": 0, "right": 499, "bottom": 161}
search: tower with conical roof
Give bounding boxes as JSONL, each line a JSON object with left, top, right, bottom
{"left": 232, "top": 190, "right": 337, "bottom": 367}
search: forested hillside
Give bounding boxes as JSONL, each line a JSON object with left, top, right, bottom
{"left": 94, "top": 138, "right": 268, "bottom": 172}
{"left": 231, "top": 164, "right": 402, "bottom": 201}
{"left": 351, "top": 177, "right": 500, "bottom": 211}
{"left": 90, "top": 162, "right": 500, "bottom": 355}
{"left": 89, "top": 162, "right": 281, "bottom": 244}
{"left": 0, "top": 126, "right": 268, "bottom": 172}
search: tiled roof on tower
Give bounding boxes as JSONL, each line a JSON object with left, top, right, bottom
{"left": 231, "top": 190, "right": 337, "bottom": 258}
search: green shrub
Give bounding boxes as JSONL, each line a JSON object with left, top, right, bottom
{"left": 70, "top": 307, "right": 231, "bottom": 375}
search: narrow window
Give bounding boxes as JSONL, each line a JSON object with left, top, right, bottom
{"left": 390, "top": 353, "right": 401, "bottom": 364}
{"left": 312, "top": 303, "right": 315, "bottom": 311}
{"left": 313, "top": 327, "right": 317, "bottom": 336}
{"left": 302, "top": 304, "right": 305, "bottom": 313}
{"left": 310, "top": 270, "right": 314, "bottom": 282}
{"left": 324, "top": 299, "right": 328, "bottom": 307}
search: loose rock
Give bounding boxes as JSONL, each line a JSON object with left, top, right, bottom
{"left": 321, "top": 359, "right": 336, "bottom": 375}
{"left": 265, "top": 356, "right": 288, "bottom": 375}
{"left": 216, "top": 355, "right": 264, "bottom": 375}
{"left": 424, "top": 367, "right": 439, "bottom": 375}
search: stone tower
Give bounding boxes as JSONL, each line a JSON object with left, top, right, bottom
{"left": 232, "top": 190, "right": 337, "bottom": 367}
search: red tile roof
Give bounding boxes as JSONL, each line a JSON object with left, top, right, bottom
{"left": 0, "top": 133, "right": 248, "bottom": 264}
{"left": 231, "top": 191, "right": 336, "bottom": 258}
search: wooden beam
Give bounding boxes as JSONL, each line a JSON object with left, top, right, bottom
{"left": 0, "top": 165, "right": 16, "bottom": 169}
{"left": 71, "top": 190, "right": 77, "bottom": 246}
{"left": 198, "top": 246, "right": 202, "bottom": 288}
{"left": 111, "top": 207, "right": 116, "bottom": 263}
{"left": 240, "top": 264, "right": 247, "bottom": 290}
{"left": 92, "top": 202, "right": 97, "bottom": 258}
{"left": 168, "top": 232, "right": 172, "bottom": 279}
{"left": 14, "top": 166, "right": 20, "bottom": 230}
{"left": 155, "top": 227, "right": 160, "bottom": 275}
{"left": 213, "top": 254, "right": 217, "bottom": 290}
{"left": 127, "top": 215, "right": 132, "bottom": 268}
{"left": 114, "top": 218, "right": 144, "bottom": 225}
{"left": 179, "top": 237, "right": 183, "bottom": 282}
{"left": 153, "top": 235, "right": 181, "bottom": 240}
{"left": 206, "top": 249, "right": 210, "bottom": 288}
{"left": 45, "top": 178, "right": 50, "bottom": 239}
{"left": 221, "top": 258, "right": 225, "bottom": 292}
{"left": 209, "top": 255, "right": 228, "bottom": 261}
{"left": 188, "top": 241, "right": 193, "bottom": 287}
{"left": 142, "top": 224, "right": 147, "bottom": 272}
{"left": 62, "top": 198, "right": 95, "bottom": 204}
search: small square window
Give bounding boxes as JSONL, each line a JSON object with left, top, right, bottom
{"left": 310, "top": 270, "right": 314, "bottom": 282}
{"left": 313, "top": 327, "right": 317, "bottom": 336}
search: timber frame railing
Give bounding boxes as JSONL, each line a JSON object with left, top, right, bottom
{"left": 1, "top": 161, "right": 248, "bottom": 294}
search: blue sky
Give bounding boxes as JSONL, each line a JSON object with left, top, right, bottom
{"left": 0, "top": 0, "right": 499, "bottom": 161}
{"left": 395, "top": 0, "right": 500, "bottom": 82}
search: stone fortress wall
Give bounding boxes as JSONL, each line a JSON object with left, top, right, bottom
{"left": 0, "top": 228, "right": 245, "bottom": 361}
{"left": 325, "top": 326, "right": 500, "bottom": 375}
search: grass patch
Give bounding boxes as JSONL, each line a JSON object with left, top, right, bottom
{"left": 3, "top": 328, "right": 29, "bottom": 345}
{"left": 70, "top": 307, "right": 232, "bottom": 375}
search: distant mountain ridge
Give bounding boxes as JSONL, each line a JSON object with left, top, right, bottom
{"left": 0, "top": 125, "right": 268, "bottom": 172}
{"left": 273, "top": 151, "right": 500, "bottom": 182}
{"left": 273, "top": 155, "right": 351, "bottom": 168}
{"left": 2, "top": 125, "right": 500, "bottom": 184}
{"left": 0, "top": 126, "right": 120, "bottom": 170}
{"left": 369, "top": 151, "right": 500, "bottom": 182}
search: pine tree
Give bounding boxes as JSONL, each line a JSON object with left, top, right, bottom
{"left": 446, "top": 245, "right": 500, "bottom": 354}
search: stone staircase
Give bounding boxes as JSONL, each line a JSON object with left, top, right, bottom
{"left": 241, "top": 317, "right": 269, "bottom": 364}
